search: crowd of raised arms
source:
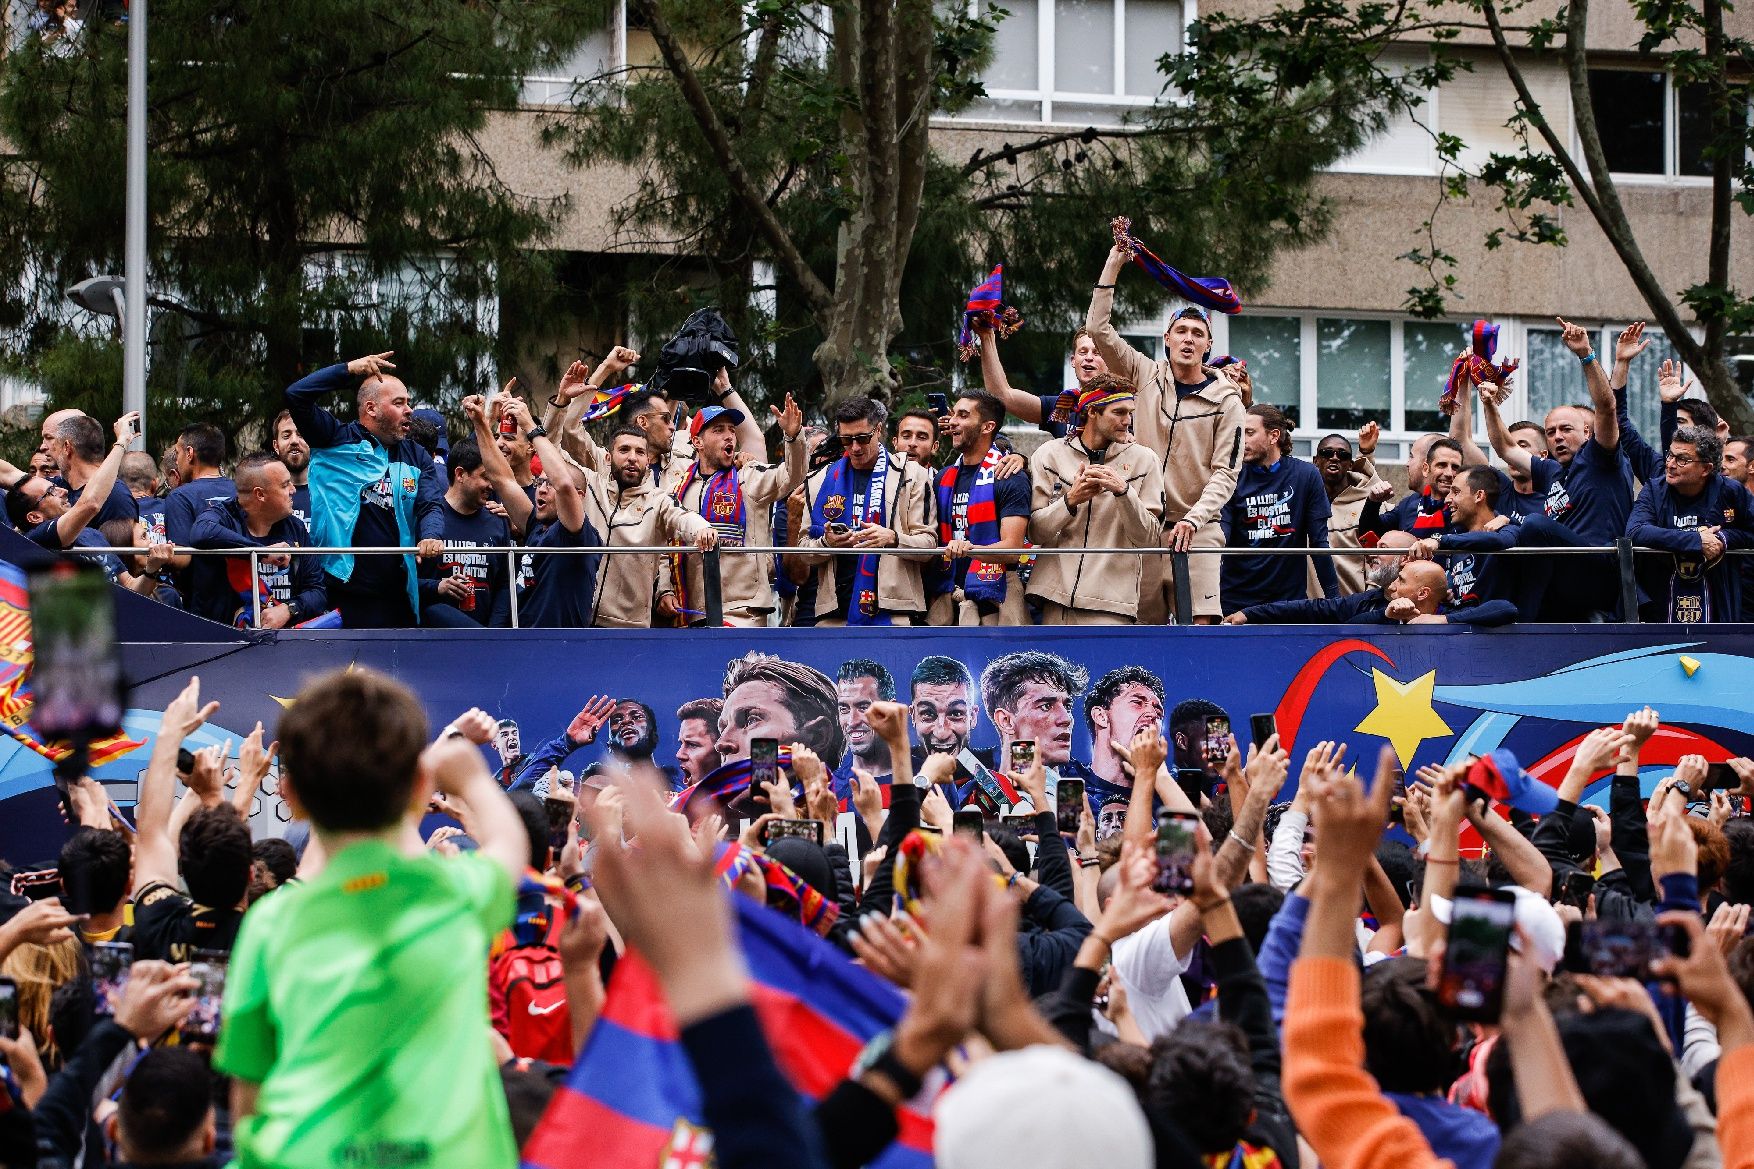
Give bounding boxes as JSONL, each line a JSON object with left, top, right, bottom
{"left": 5, "top": 666, "right": 1754, "bottom": 1169}
{"left": 2, "top": 238, "right": 1747, "bottom": 629}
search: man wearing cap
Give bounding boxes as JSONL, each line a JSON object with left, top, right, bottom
{"left": 1027, "top": 373, "right": 1166, "bottom": 624}
{"left": 661, "top": 394, "right": 807, "bottom": 626}
{"left": 1087, "top": 245, "right": 1248, "bottom": 624}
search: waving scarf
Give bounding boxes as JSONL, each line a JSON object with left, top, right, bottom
{"left": 956, "top": 265, "right": 1024, "bottom": 362}
{"left": 577, "top": 382, "right": 642, "bottom": 423}
{"left": 1440, "top": 321, "right": 1519, "bottom": 416}
{"left": 936, "top": 447, "right": 1009, "bottom": 604}
{"left": 1110, "top": 216, "right": 1242, "bottom": 314}
{"left": 715, "top": 842, "right": 839, "bottom": 937}
{"left": 809, "top": 448, "right": 892, "bottom": 625}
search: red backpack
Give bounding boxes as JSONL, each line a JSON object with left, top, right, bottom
{"left": 489, "top": 943, "right": 573, "bottom": 1064}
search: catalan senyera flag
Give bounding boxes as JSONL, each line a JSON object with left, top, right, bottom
{"left": 521, "top": 896, "right": 934, "bottom": 1169}
{"left": 578, "top": 382, "right": 642, "bottom": 423}
{"left": 0, "top": 560, "right": 143, "bottom": 766}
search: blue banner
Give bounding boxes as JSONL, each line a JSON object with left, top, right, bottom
{"left": 3, "top": 620, "right": 1752, "bottom": 863}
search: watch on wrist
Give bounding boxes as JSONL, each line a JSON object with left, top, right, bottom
{"left": 852, "top": 1029, "right": 924, "bottom": 1100}
{"left": 525, "top": 425, "right": 547, "bottom": 440}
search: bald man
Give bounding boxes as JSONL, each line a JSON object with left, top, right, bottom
{"left": 284, "top": 350, "right": 445, "bottom": 627}
{"left": 1224, "top": 547, "right": 1515, "bottom": 625}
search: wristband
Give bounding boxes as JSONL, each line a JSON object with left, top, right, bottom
{"left": 1006, "top": 871, "right": 1023, "bottom": 888}
{"left": 1093, "top": 283, "right": 1117, "bottom": 290}
{"left": 525, "top": 426, "right": 547, "bottom": 440}
{"left": 1226, "top": 830, "right": 1255, "bottom": 851}
{"left": 1578, "top": 350, "right": 1597, "bottom": 364}
{"left": 548, "top": 394, "right": 567, "bottom": 409}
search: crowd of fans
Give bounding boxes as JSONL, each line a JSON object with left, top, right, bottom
{"left": 2, "top": 242, "right": 1747, "bottom": 628}
{"left": 3, "top": 665, "right": 1754, "bottom": 1169}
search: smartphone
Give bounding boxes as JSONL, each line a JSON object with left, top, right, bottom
{"left": 1153, "top": 813, "right": 1200, "bottom": 896}
{"left": 763, "top": 817, "right": 825, "bottom": 846}
{"left": 1564, "top": 918, "right": 1691, "bottom": 978}
{"left": 11, "top": 867, "right": 60, "bottom": 902}
{"left": 180, "top": 949, "right": 228, "bottom": 1044}
{"left": 27, "top": 561, "right": 124, "bottom": 739}
{"left": 543, "top": 797, "right": 573, "bottom": 857}
{"left": 1248, "top": 713, "right": 1277, "bottom": 750}
{"left": 926, "top": 392, "right": 950, "bottom": 417}
{"left": 1435, "top": 887, "right": 1517, "bottom": 1021}
{"left": 1203, "top": 716, "right": 1231, "bottom": 764}
{"left": 1001, "top": 812, "right": 1039, "bottom": 838}
{"left": 953, "top": 809, "right": 985, "bottom": 841}
{"left": 1056, "top": 778, "right": 1085, "bottom": 836}
{"left": 1009, "top": 740, "right": 1036, "bottom": 775}
{"left": 1557, "top": 870, "right": 1596, "bottom": 911}
{"left": 826, "top": 522, "right": 850, "bottom": 535}
{"left": 749, "top": 738, "right": 780, "bottom": 796}
{"left": 90, "top": 941, "right": 133, "bottom": 1017}
{"left": 0, "top": 976, "right": 16, "bottom": 1040}
{"left": 176, "top": 746, "right": 196, "bottom": 775}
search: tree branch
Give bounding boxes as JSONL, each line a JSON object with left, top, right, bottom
{"left": 637, "top": 0, "right": 833, "bottom": 318}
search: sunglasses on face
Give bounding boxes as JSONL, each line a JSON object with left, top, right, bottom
{"left": 1316, "top": 449, "right": 1351, "bottom": 461}
{"left": 839, "top": 431, "right": 877, "bottom": 447}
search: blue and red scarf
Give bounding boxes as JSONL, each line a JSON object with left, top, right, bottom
{"left": 224, "top": 557, "right": 276, "bottom": 628}
{"left": 956, "top": 264, "right": 1023, "bottom": 362}
{"left": 669, "top": 460, "right": 747, "bottom": 622}
{"left": 1440, "top": 320, "right": 1519, "bottom": 416}
{"left": 809, "top": 448, "right": 891, "bottom": 625}
{"left": 671, "top": 750, "right": 795, "bottom": 817}
{"left": 1111, "top": 215, "right": 1242, "bottom": 314}
{"left": 936, "top": 447, "right": 1008, "bottom": 604}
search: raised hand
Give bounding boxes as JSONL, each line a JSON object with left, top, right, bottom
{"left": 1615, "top": 321, "right": 1651, "bottom": 365}
{"left": 865, "top": 700, "right": 909, "bottom": 748}
{"left": 1127, "top": 725, "right": 1168, "bottom": 783}
{"left": 162, "top": 676, "right": 221, "bottom": 743}
{"left": 567, "top": 695, "right": 616, "bottom": 745}
{"left": 1658, "top": 358, "right": 1694, "bottom": 404}
{"left": 113, "top": 411, "right": 141, "bottom": 447}
{"left": 447, "top": 707, "right": 498, "bottom": 745}
{"left": 347, "top": 351, "right": 396, "bottom": 378}
{"left": 114, "top": 960, "right": 199, "bottom": 1043}
{"left": 1555, "top": 318, "right": 1593, "bottom": 358}
{"left": 1357, "top": 420, "right": 1379, "bottom": 457}
{"left": 1308, "top": 745, "right": 1397, "bottom": 880}
{"left": 557, "top": 361, "right": 593, "bottom": 403}
{"left": 1572, "top": 726, "right": 1633, "bottom": 776}
{"left": 771, "top": 393, "right": 804, "bottom": 440}
{"left": 1622, "top": 706, "right": 1660, "bottom": 748}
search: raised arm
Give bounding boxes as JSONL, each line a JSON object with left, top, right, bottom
{"left": 1557, "top": 317, "right": 1617, "bottom": 452}
{"left": 1465, "top": 798, "right": 1554, "bottom": 898}
{"left": 464, "top": 392, "right": 534, "bottom": 537}
{"left": 710, "top": 367, "right": 767, "bottom": 458}
{"left": 1083, "top": 246, "right": 1157, "bottom": 390}
{"left": 1449, "top": 377, "right": 1491, "bottom": 465}
{"left": 56, "top": 413, "right": 136, "bottom": 548}
{"left": 974, "top": 321, "right": 1048, "bottom": 425}
{"left": 514, "top": 400, "right": 585, "bottom": 536}
{"left": 1480, "top": 385, "right": 1534, "bottom": 477}
{"left": 137, "top": 677, "right": 221, "bottom": 892}
{"left": 284, "top": 352, "right": 393, "bottom": 448}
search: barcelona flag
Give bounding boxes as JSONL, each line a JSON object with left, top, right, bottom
{"left": 1110, "top": 215, "right": 1242, "bottom": 314}
{"left": 956, "top": 265, "right": 1024, "bottom": 361}
{"left": 522, "top": 896, "right": 935, "bottom": 1169}
{"left": 578, "top": 382, "right": 642, "bottom": 423}
{"left": 0, "top": 561, "right": 142, "bottom": 766}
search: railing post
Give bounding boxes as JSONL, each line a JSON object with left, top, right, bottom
{"left": 1616, "top": 537, "right": 1640, "bottom": 623}
{"left": 506, "top": 551, "right": 521, "bottom": 629}
{"left": 249, "top": 550, "right": 262, "bottom": 628}
{"left": 1171, "top": 549, "right": 1194, "bottom": 626}
{"left": 702, "top": 548, "right": 724, "bottom": 628}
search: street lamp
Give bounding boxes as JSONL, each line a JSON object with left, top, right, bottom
{"left": 64, "top": 276, "right": 145, "bottom": 448}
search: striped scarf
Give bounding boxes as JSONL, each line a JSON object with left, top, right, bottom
{"left": 1440, "top": 321, "right": 1518, "bottom": 416}
{"left": 1110, "top": 215, "right": 1242, "bottom": 314}
{"left": 809, "top": 449, "right": 891, "bottom": 625}
{"left": 669, "top": 460, "right": 746, "bottom": 622}
{"left": 936, "top": 447, "right": 1008, "bottom": 603}
{"left": 956, "top": 264, "right": 1024, "bottom": 362}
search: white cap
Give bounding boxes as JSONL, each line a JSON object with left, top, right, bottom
{"left": 935, "top": 1046, "right": 1153, "bottom": 1169}
{"left": 1429, "top": 885, "right": 1567, "bottom": 973}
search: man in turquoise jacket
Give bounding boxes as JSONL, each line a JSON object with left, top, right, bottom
{"left": 284, "top": 350, "right": 448, "bottom": 627}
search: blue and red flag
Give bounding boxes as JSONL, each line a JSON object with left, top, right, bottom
{"left": 522, "top": 896, "right": 935, "bottom": 1169}
{"left": 1110, "top": 216, "right": 1242, "bottom": 315}
{"left": 578, "top": 382, "right": 642, "bottom": 423}
{"left": 670, "top": 750, "right": 795, "bottom": 817}
{"left": 956, "top": 265, "right": 1024, "bottom": 361}
{"left": 1440, "top": 320, "right": 1518, "bottom": 416}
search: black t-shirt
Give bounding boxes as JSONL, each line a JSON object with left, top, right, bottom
{"left": 1034, "top": 393, "right": 1071, "bottom": 440}
{"left": 130, "top": 881, "right": 241, "bottom": 962}
{"left": 947, "top": 461, "right": 1031, "bottom": 589}
{"left": 1174, "top": 375, "right": 1216, "bottom": 399}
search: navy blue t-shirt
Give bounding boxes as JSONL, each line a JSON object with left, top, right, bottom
{"left": 290, "top": 483, "right": 312, "bottom": 532}
{"left": 1534, "top": 439, "right": 1635, "bottom": 544}
{"left": 1034, "top": 394, "right": 1071, "bottom": 440}
{"left": 827, "top": 467, "right": 876, "bottom": 621}
{"left": 164, "top": 477, "right": 237, "bottom": 545}
{"left": 946, "top": 461, "right": 1031, "bottom": 590}
{"left": 137, "top": 495, "right": 170, "bottom": 545}
{"left": 25, "top": 521, "right": 122, "bottom": 581}
{"left": 516, "top": 516, "right": 601, "bottom": 628}
{"left": 63, "top": 478, "right": 138, "bottom": 529}
{"left": 416, "top": 499, "right": 510, "bottom": 626}
{"left": 1220, "top": 458, "right": 1340, "bottom": 610}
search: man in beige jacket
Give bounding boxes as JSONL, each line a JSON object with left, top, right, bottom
{"left": 1087, "top": 245, "right": 1248, "bottom": 624}
{"left": 1312, "top": 423, "right": 1393, "bottom": 596}
{"left": 1027, "top": 374, "right": 1167, "bottom": 624}
{"left": 794, "top": 396, "right": 938, "bottom": 626}
{"left": 660, "top": 394, "right": 807, "bottom": 626}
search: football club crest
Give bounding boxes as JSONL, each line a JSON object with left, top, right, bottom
{"left": 824, "top": 494, "right": 847, "bottom": 520}
{"left": 659, "top": 1119, "right": 715, "bottom": 1169}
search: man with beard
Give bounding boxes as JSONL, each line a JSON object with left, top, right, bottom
{"left": 661, "top": 395, "right": 805, "bottom": 626}
{"left": 271, "top": 411, "right": 311, "bottom": 529}
{"left": 935, "top": 390, "right": 1033, "bottom": 625}
{"left": 906, "top": 655, "right": 1002, "bottom": 806}
{"left": 834, "top": 659, "right": 896, "bottom": 797}
{"left": 283, "top": 350, "right": 446, "bottom": 628}
{"left": 674, "top": 698, "right": 723, "bottom": 788}
{"left": 607, "top": 699, "right": 659, "bottom": 759}
{"left": 978, "top": 651, "right": 1090, "bottom": 815}
{"left": 1361, "top": 437, "right": 1467, "bottom": 537}
{"left": 1313, "top": 426, "right": 1392, "bottom": 595}
{"left": 1220, "top": 404, "right": 1340, "bottom": 613}
{"left": 1081, "top": 666, "right": 1166, "bottom": 822}
{"left": 893, "top": 409, "right": 942, "bottom": 468}
{"left": 497, "top": 399, "right": 713, "bottom": 627}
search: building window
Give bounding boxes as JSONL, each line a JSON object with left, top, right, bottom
{"left": 1586, "top": 68, "right": 1744, "bottom": 179}
{"left": 1227, "top": 315, "right": 1301, "bottom": 428}
{"left": 953, "top": 0, "right": 1185, "bottom": 126}
{"left": 1401, "top": 321, "right": 1467, "bottom": 435}
{"left": 1315, "top": 318, "right": 1391, "bottom": 430}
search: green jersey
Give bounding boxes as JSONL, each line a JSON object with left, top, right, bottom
{"left": 215, "top": 838, "right": 516, "bottom": 1169}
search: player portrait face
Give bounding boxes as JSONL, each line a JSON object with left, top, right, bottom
{"left": 837, "top": 674, "right": 883, "bottom": 758}
{"left": 717, "top": 680, "right": 802, "bottom": 765}
{"left": 911, "top": 681, "right": 976, "bottom": 756}
{"left": 1094, "top": 682, "right": 1164, "bottom": 749}
{"left": 675, "top": 717, "right": 719, "bottom": 784}
{"left": 494, "top": 720, "right": 520, "bottom": 765}
{"left": 609, "top": 700, "right": 654, "bottom": 753}
{"left": 1097, "top": 801, "right": 1128, "bottom": 840}
{"left": 997, "top": 681, "right": 1075, "bottom": 766}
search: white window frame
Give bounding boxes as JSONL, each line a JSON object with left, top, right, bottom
{"left": 938, "top": 0, "right": 1197, "bottom": 127}
{"left": 520, "top": 0, "right": 628, "bottom": 108}
{"left": 1577, "top": 65, "right": 1725, "bottom": 186}
{"left": 1328, "top": 47, "right": 1440, "bottom": 177}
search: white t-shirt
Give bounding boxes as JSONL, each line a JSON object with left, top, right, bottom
{"left": 1109, "top": 911, "right": 1194, "bottom": 1041}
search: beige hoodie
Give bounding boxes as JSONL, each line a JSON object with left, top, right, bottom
{"left": 1084, "top": 285, "right": 1247, "bottom": 530}
{"left": 1313, "top": 458, "right": 1389, "bottom": 596}
{"left": 1027, "top": 435, "right": 1166, "bottom": 619}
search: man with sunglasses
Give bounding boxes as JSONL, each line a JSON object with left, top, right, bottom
{"left": 1625, "top": 425, "right": 1754, "bottom": 622}
{"left": 1087, "top": 245, "right": 1249, "bottom": 624}
{"left": 1313, "top": 425, "right": 1393, "bottom": 595}
{"left": 794, "top": 396, "right": 936, "bottom": 625}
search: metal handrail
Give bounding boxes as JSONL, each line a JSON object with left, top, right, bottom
{"left": 69, "top": 536, "right": 1712, "bottom": 628}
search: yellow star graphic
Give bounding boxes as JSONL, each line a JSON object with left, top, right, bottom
{"left": 269, "top": 661, "right": 361, "bottom": 708}
{"left": 1354, "top": 668, "right": 1453, "bottom": 768}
